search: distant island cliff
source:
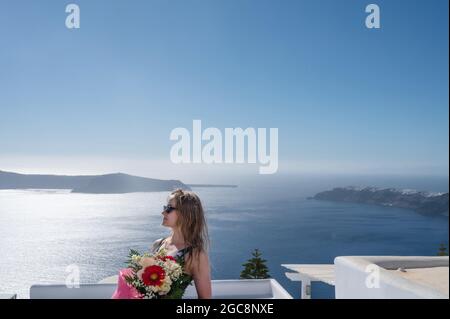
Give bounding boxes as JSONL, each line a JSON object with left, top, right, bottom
{"left": 187, "top": 184, "right": 238, "bottom": 188}
{"left": 70, "top": 173, "right": 190, "bottom": 194}
{"left": 0, "top": 170, "right": 189, "bottom": 194}
{"left": 311, "top": 187, "right": 449, "bottom": 216}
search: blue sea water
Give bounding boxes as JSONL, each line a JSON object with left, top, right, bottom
{"left": 0, "top": 177, "right": 448, "bottom": 299}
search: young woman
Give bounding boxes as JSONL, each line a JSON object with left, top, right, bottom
{"left": 112, "top": 189, "right": 212, "bottom": 299}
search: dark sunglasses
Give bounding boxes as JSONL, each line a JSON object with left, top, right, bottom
{"left": 163, "top": 205, "right": 177, "bottom": 213}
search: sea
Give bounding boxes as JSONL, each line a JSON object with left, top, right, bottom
{"left": 0, "top": 175, "right": 448, "bottom": 299}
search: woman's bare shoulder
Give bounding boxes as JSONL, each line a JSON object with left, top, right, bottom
{"left": 185, "top": 249, "right": 209, "bottom": 267}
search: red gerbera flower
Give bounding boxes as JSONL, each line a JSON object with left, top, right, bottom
{"left": 158, "top": 255, "right": 176, "bottom": 262}
{"left": 141, "top": 265, "right": 165, "bottom": 286}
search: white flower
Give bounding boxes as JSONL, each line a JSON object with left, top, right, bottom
{"left": 162, "top": 259, "right": 182, "bottom": 278}
{"left": 131, "top": 255, "right": 141, "bottom": 263}
{"left": 160, "top": 278, "right": 172, "bottom": 294}
{"left": 150, "top": 285, "right": 160, "bottom": 293}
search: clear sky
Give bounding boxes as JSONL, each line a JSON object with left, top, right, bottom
{"left": 0, "top": 0, "right": 448, "bottom": 182}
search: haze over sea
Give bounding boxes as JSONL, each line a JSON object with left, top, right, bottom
{"left": 0, "top": 174, "right": 448, "bottom": 299}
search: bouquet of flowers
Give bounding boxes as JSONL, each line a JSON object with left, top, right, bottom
{"left": 123, "top": 247, "right": 193, "bottom": 299}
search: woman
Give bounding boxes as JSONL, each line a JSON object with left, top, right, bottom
{"left": 112, "top": 189, "right": 212, "bottom": 299}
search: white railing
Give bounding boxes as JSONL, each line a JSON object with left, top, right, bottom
{"left": 29, "top": 279, "right": 293, "bottom": 299}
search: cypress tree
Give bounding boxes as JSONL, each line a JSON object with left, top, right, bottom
{"left": 437, "top": 243, "right": 448, "bottom": 256}
{"left": 240, "top": 249, "right": 271, "bottom": 279}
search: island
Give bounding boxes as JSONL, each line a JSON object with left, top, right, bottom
{"left": 311, "top": 186, "right": 449, "bottom": 216}
{"left": 187, "top": 184, "right": 238, "bottom": 188}
{"left": 0, "top": 170, "right": 189, "bottom": 194}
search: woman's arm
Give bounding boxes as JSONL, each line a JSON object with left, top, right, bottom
{"left": 191, "top": 251, "right": 212, "bottom": 299}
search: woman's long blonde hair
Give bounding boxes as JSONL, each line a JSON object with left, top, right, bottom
{"left": 168, "top": 189, "right": 210, "bottom": 272}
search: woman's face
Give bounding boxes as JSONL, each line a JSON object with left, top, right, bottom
{"left": 161, "top": 198, "right": 179, "bottom": 228}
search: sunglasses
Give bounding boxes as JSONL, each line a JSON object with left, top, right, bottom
{"left": 163, "top": 205, "right": 177, "bottom": 213}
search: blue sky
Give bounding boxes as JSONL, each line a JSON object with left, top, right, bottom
{"left": 0, "top": 0, "right": 448, "bottom": 181}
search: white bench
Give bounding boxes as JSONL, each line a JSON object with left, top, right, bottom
{"left": 30, "top": 279, "right": 293, "bottom": 299}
